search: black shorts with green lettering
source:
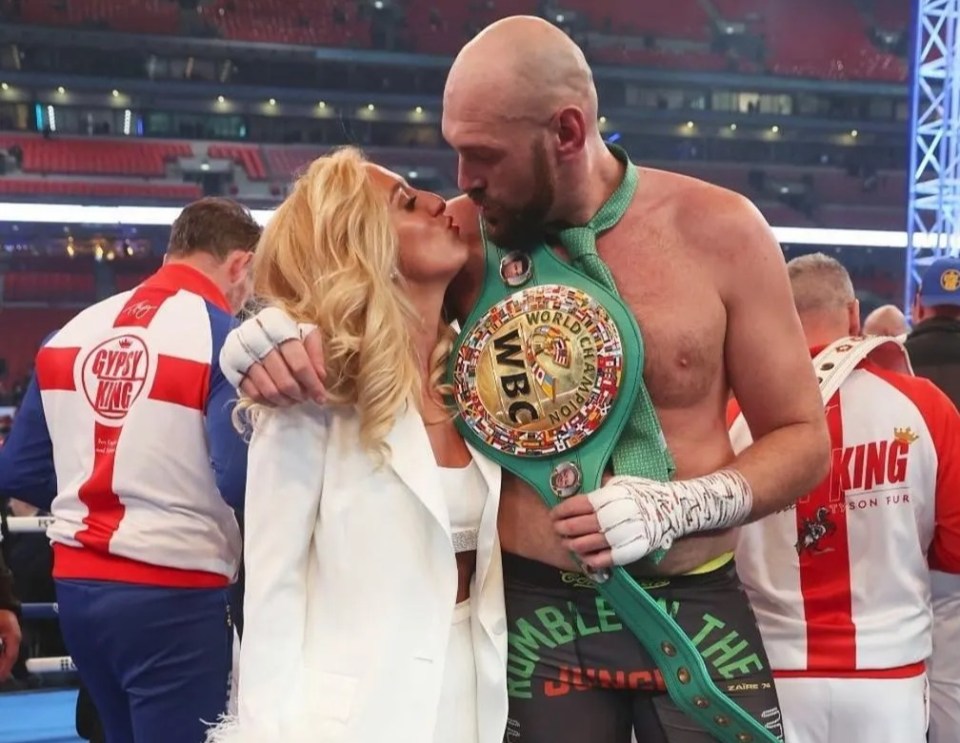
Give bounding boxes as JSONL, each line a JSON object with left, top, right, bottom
{"left": 502, "top": 554, "right": 785, "bottom": 743}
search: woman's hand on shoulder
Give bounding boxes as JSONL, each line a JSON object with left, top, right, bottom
{"left": 220, "top": 307, "right": 327, "bottom": 407}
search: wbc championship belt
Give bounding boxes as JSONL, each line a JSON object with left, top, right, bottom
{"left": 449, "top": 233, "right": 780, "bottom": 743}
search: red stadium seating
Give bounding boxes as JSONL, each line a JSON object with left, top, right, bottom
{"left": 21, "top": 0, "right": 179, "bottom": 35}
{"left": 754, "top": 202, "right": 815, "bottom": 228}
{"left": 817, "top": 204, "right": 906, "bottom": 230}
{"left": 3, "top": 272, "right": 96, "bottom": 305}
{"left": 873, "top": 0, "right": 910, "bottom": 32}
{"left": 662, "top": 161, "right": 905, "bottom": 208}
{"left": 711, "top": 0, "right": 766, "bottom": 20}
{"left": 591, "top": 46, "right": 731, "bottom": 71}
{"left": 562, "top": 0, "right": 711, "bottom": 40}
{"left": 764, "top": 0, "right": 906, "bottom": 81}
{"left": 667, "top": 0, "right": 906, "bottom": 81}
{"left": 208, "top": 145, "right": 268, "bottom": 181}
{"left": 0, "top": 135, "right": 191, "bottom": 178}
{"left": 262, "top": 145, "right": 457, "bottom": 183}
{"left": 810, "top": 169, "right": 906, "bottom": 208}
{"left": 864, "top": 275, "right": 903, "bottom": 300}
{"left": 0, "top": 0, "right": 918, "bottom": 395}
{"left": 403, "top": 0, "right": 539, "bottom": 55}
{"left": 114, "top": 271, "right": 153, "bottom": 292}
{"left": 199, "top": 0, "right": 371, "bottom": 48}
{"left": 263, "top": 145, "right": 324, "bottom": 181}
{"left": 0, "top": 134, "right": 906, "bottom": 225}
{"left": 11, "top": 0, "right": 908, "bottom": 82}
{"left": 0, "top": 179, "right": 202, "bottom": 200}
{"left": 0, "top": 307, "right": 81, "bottom": 381}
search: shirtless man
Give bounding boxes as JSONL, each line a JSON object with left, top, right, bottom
{"left": 221, "top": 16, "right": 829, "bottom": 742}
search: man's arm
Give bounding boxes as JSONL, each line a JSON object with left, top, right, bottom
{"left": 717, "top": 196, "right": 831, "bottom": 516}
{"left": 217, "top": 196, "right": 487, "bottom": 406}
{"left": 207, "top": 374, "right": 248, "bottom": 512}
{"left": 912, "top": 379, "right": 960, "bottom": 573}
{"left": 207, "top": 311, "right": 249, "bottom": 511}
{"left": 552, "top": 194, "right": 830, "bottom": 569}
{"left": 0, "top": 373, "right": 58, "bottom": 511}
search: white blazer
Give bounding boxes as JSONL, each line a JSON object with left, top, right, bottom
{"left": 208, "top": 401, "right": 508, "bottom": 743}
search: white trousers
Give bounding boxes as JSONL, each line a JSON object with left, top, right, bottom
{"left": 776, "top": 674, "right": 928, "bottom": 743}
{"left": 432, "top": 600, "right": 478, "bottom": 743}
{"left": 929, "top": 570, "right": 960, "bottom": 743}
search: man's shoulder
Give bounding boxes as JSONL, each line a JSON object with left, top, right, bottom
{"left": 635, "top": 167, "right": 756, "bottom": 210}
{"left": 43, "top": 291, "right": 133, "bottom": 347}
{"left": 78, "top": 290, "right": 135, "bottom": 320}
{"left": 131, "top": 287, "right": 233, "bottom": 337}
{"left": 202, "top": 299, "right": 237, "bottom": 327}
{"left": 862, "top": 361, "right": 956, "bottom": 418}
{"left": 634, "top": 167, "right": 767, "bottom": 252}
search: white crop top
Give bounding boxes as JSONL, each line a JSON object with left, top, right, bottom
{"left": 438, "top": 459, "right": 486, "bottom": 553}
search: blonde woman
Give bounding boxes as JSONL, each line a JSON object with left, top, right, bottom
{"left": 207, "top": 147, "right": 506, "bottom": 743}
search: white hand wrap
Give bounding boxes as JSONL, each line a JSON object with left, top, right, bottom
{"left": 586, "top": 470, "right": 753, "bottom": 566}
{"left": 219, "top": 307, "right": 317, "bottom": 388}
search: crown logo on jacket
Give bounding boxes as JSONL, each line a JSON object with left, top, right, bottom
{"left": 894, "top": 427, "right": 919, "bottom": 445}
{"left": 118, "top": 338, "right": 133, "bottom": 349}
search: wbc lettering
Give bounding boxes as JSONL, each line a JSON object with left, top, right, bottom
{"left": 454, "top": 284, "right": 623, "bottom": 457}
{"left": 493, "top": 329, "right": 539, "bottom": 425}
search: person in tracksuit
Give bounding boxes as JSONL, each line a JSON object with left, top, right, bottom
{"left": 0, "top": 197, "right": 259, "bottom": 743}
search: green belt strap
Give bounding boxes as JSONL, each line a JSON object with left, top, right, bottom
{"left": 539, "top": 489, "right": 777, "bottom": 743}
{"left": 450, "top": 234, "right": 778, "bottom": 743}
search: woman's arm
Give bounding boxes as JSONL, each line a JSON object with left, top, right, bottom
{"left": 207, "top": 403, "right": 329, "bottom": 742}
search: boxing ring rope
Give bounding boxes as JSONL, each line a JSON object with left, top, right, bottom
{"left": 21, "top": 602, "right": 59, "bottom": 620}
{"left": 7, "top": 517, "right": 77, "bottom": 676}
{"left": 7, "top": 516, "right": 56, "bottom": 533}
{"left": 25, "top": 656, "right": 77, "bottom": 675}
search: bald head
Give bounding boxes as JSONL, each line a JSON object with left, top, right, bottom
{"left": 440, "top": 15, "right": 606, "bottom": 248}
{"left": 863, "top": 304, "right": 908, "bottom": 337}
{"left": 786, "top": 253, "right": 859, "bottom": 344}
{"left": 444, "top": 15, "right": 597, "bottom": 124}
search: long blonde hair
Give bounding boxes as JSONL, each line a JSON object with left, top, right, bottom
{"left": 244, "top": 147, "right": 450, "bottom": 459}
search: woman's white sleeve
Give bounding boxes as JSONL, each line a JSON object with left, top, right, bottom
{"left": 206, "top": 404, "right": 328, "bottom": 743}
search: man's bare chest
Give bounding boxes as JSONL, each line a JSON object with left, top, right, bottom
{"left": 598, "top": 239, "right": 727, "bottom": 410}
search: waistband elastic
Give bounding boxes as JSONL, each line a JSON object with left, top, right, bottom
{"left": 684, "top": 551, "right": 735, "bottom": 575}
{"left": 53, "top": 544, "right": 229, "bottom": 589}
{"left": 774, "top": 661, "right": 926, "bottom": 680}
